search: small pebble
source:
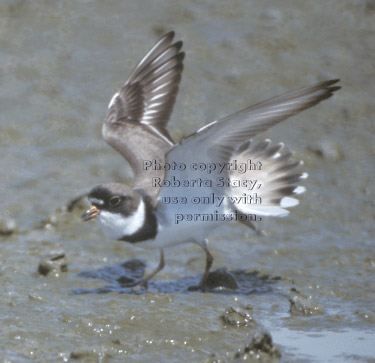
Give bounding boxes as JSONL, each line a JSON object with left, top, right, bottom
{"left": 119, "top": 258, "right": 146, "bottom": 282}
{"left": 234, "top": 327, "right": 281, "bottom": 360}
{"left": 289, "top": 291, "right": 324, "bottom": 316}
{"left": 70, "top": 350, "right": 98, "bottom": 360}
{"left": 206, "top": 268, "right": 238, "bottom": 290}
{"left": 355, "top": 310, "right": 375, "bottom": 323}
{"left": 28, "top": 293, "right": 43, "bottom": 302}
{"left": 0, "top": 217, "right": 17, "bottom": 236}
{"left": 261, "top": 8, "right": 283, "bottom": 23}
{"left": 66, "top": 194, "right": 89, "bottom": 212}
{"left": 221, "top": 305, "right": 257, "bottom": 327}
{"left": 308, "top": 139, "right": 342, "bottom": 161}
{"left": 122, "top": 258, "right": 146, "bottom": 272}
{"left": 38, "top": 251, "right": 68, "bottom": 276}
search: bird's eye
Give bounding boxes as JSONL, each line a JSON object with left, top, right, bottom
{"left": 109, "top": 196, "right": 122, "bottom": 207}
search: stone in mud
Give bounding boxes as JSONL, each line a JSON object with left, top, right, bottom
{"left": 289, "top": 291, "right": 324, "bottom": 316}
{"left": 38, "top": 251, "right": 68, "bottom": 276}
{"left": 0, "top": 217, "right": 17, "bottom": 236}
{"left": 355, "top": 309, "right": 375, "bottom": 323}
{"left": 234, "top": 328, "right": 281, "bottom": 361}
{"left": 70, "top": 349, "right": 111, "bottom": 361}
{"left": 117, "top": 259, "right": 146, "bottom": 286}
{"left": 28, "top": 293, "right": 43, "bottom": 302}
{"left": 121, "top": 258, "right": 146, "bottom": 272}
{"left": 117, "top": 275, "right": 136, "bottom": 285}
{"left": 36, "top": 194, "right": 89, "bottom": 230}
{"left": 66, "top": 194, "right": 90, "bottom": 212}
{"left": 308, "top": 139, "right": 342, "bottom": 161}
{"left": 206, "top": 268, "right": 239, "bottom": 290}
{"left": 221, "top": 305, "right": 257, "bottom": 327}
{"left": 206, "top": 352, "right": 225, "bottom": 363}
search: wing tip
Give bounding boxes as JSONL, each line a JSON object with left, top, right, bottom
{"left": 173, "top": 40, "right": 183, "bottom": 51}
{"left": 327, "top": 78, "right": 340, "bottom": 85}
{"left": 162, "top": 30, "right": 175, "bottom": 42}
{"left": 321, "top": 79, "right": 341, "bottom": 96}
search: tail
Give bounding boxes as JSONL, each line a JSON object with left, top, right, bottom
{"left": 225, "top": 139, "right": 307, "bottom": 218}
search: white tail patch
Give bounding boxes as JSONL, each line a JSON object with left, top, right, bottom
{"left": 225, "top": 139, "right": 308, "bottom": 218}
{"left": 293, "top": 186, "right": 306, "bottom": 194}
{"left": 233, "top": 204, "right": 290, "bottom": 217}
{"left": 280, "top": 197, "right": 299, "bottom": 208}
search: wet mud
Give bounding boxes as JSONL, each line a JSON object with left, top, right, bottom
{"left": 1, "top": 0, "right": 374, "bottom": 361}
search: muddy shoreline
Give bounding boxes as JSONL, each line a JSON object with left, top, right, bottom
{"left": 1, "top": 0, "right": 374, "bottom": 361}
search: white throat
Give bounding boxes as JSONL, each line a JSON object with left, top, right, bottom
{"left": 96, "top": 199, "right": 146, "bottom": 240}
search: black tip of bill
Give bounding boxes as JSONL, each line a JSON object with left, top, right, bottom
{"left": 82, "top": 205, "right": 99, "bottom": 221}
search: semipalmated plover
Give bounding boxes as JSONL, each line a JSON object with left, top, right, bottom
{"left": 82, "top": 31, "right": 340, "bottom": 291}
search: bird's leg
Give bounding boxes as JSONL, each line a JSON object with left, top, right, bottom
{"left": 199, "top": 241, "right": 213, "bottom": 292}
{"left": 189, "top": 239, "right": 213, "bottom": 292}
{"left": 129, "top": 249, "right": 165, "bottom": 290}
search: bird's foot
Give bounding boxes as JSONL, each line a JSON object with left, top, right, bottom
{"left": 120, "top": 278, "right": 148, "bottom": 291}
{"left": 132, "top": 279, "right": 148, "bottom": 291}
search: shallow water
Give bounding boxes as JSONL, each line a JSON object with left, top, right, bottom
{"left": 1, "top": 0, "right": 374, "bottom": 361}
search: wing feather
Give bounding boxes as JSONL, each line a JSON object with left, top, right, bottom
{"left": 167, "top": 79, "right": 340, "bottom": 167}
{"left": 102, "top": 32, "right": 184, "bottom": 202}
{"left": 159, "top": 80, "right": 340, "bottom": 218}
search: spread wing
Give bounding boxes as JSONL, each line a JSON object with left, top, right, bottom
{"left": 166, "top": 79, "right": 340, "bottom": 168}
{"left": 159, "top": 79, "right": 340, "bottom": 216}
{"left": 102, "top": 31, "right": 184, "bottom": 201}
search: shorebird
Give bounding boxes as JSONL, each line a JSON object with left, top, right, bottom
{"left": 82, "top": 31, "right": 340, "bottom": 291}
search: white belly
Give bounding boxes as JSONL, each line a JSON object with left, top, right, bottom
{"left": 133, "top": 201, "right": 223, "bottom": 249}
